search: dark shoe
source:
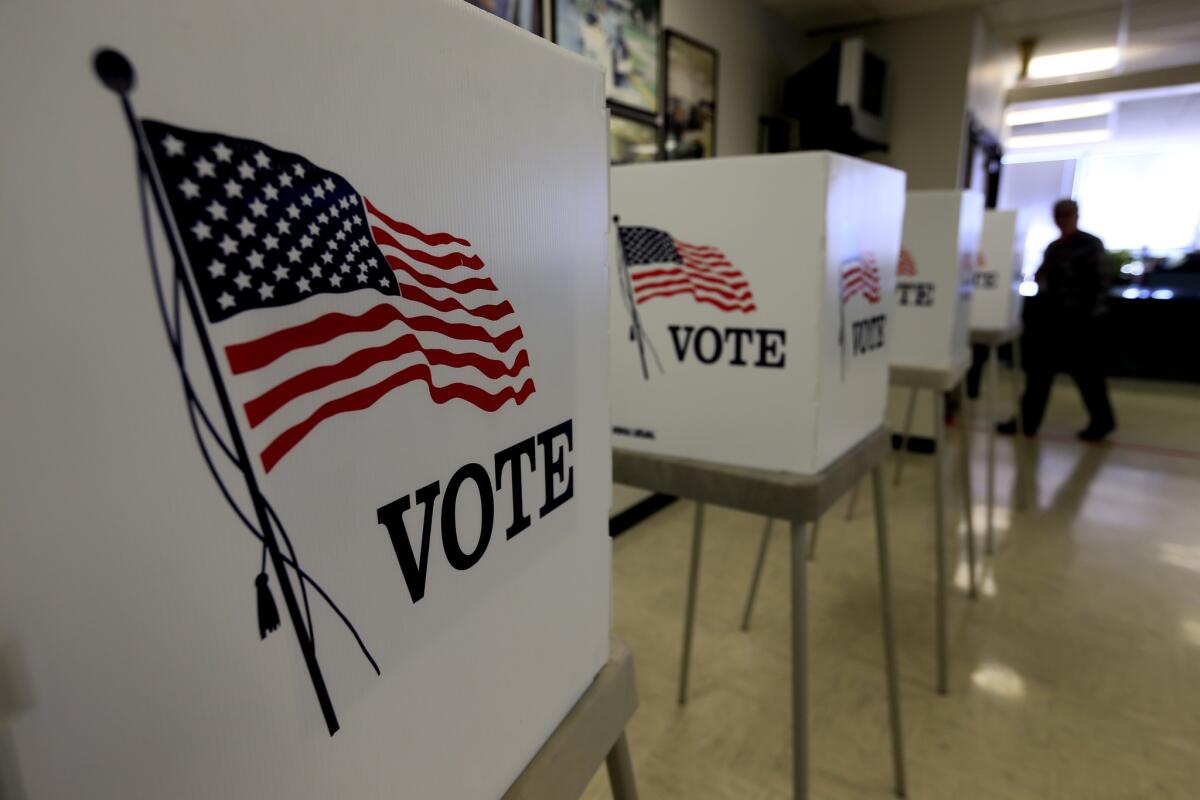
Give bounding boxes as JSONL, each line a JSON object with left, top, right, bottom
{"left": 1077, "top": 423, "right": 1115, "bottom": 442}
{"left": 996, "top": 419, "right": 1018, "bottom": 435}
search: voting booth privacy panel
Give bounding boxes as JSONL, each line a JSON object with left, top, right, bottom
{"left": 0, "top": 2, "right": 611, "bottom": 798}
{"left": 890, "top": 190, "right": 984, "bottom": 371}
{"left": 971, "top": 209, "right": 1026, "bottom": 332}
{"left": 610, "top": 153, "right": 906, "bottom": 474}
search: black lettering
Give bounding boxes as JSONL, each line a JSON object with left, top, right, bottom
{"left": 723, "top": 327, "right": 754, "bottom": 366}
{"left": 896, "top": 283, "right": 913, "bottom": 305}
{"left": 755, "top": 329, "right": 786, "bottom": 368}
{"left": 376, "top": 481, "right": 441, "bottom": 603}
{"left": 537, "top": 419, "right": 574, "bottom": 518}
{"left": 494, "top": 436, "right": 536, "bottom": 540}
{"left": 441, "top": 463, "right": 494, "bottom": 571}
{"left": 917, "top": 284, "right": 935, "bottom": 306}
{"left": 668, "top": 325, "right": 694, "bottom": 362}
{"left": 693, "top": 326, "right": 722, "bottom": 364}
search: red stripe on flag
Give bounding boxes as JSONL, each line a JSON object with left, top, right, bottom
{"left": 633, "top": 277, "right": 754, "bottom": 302}
{"left": 243, "top": 333, "right": 530, "bottom": 427}
{"left": 629, "top": 266, "right": 749, "bottom": 289}
{"left": 386, "top": 255, "right": 498, "bottom": 294}
{"left": 260, "top": 367, "right": 535, "bottom": 472}
{"left": 371, "top": 226, "right": 485, "bottom": 271}
{"left": 226, "top": 303, "right": 525, "bottom": 374}
{"left": 636, "top": 286, "right": 757, "bottom": 312}
{"left": 399, "top": 282, "right": 513, "bottom": 321}
{"left": 363, "top": 197, "right": 472, "bottom": 248}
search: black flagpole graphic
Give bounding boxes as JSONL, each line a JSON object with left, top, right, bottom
{"left": 94, "top": 49, "right": 340, "bottom": 735}
{"left": 613, "top": 215, "right": 650, "bottom": 381}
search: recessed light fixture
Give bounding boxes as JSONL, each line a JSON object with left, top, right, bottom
{"left": 1006, "top": 129, "right": 1111, "bottom": 149}
{"left": 1006, "top": 100, "right": 1115, "bottom": 126}
{"left": 1027, "top": 47, "right": 1119, "bottom": 79}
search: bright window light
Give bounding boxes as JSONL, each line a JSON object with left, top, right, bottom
{"left": 1007, "top": 129, "right": 1111, "bottom": 149}
{"left": 1006, "top": 100, "right": 1115, "bottom": 126}
{"left": 1151, "top": 289, "right": 1175, "bottom": 300}
{"left": 1121, "top": 286, "right": 1141, "bottom": 299}
{"left": 1027, "top": 47, "right": 1119, "bottom": 79}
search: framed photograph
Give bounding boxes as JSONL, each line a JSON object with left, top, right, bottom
{"left": 663, "top": 30, "right": 717, "bottom": 160}
{"left": 553, "top": 0, "right": 661, "bottom": 115}
{"left": 610, "top": 112, "right": 659, "bottom": 165}
{"left": 464, "top": 0, "right": 543, "bottom": 35}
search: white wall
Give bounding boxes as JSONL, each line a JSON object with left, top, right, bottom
{"left": 662, "top": 0, "right": 807, "bottom": 156}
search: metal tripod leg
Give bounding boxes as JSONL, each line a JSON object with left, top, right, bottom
{"left": 894, "top": 385, "right": 918, "bottom": 486}
{"left": 606, "top": 732, "right": 639, "bottom": 800}
{"left": 871, "top": 464, "right": 908, "bottom": 797}
{"left": 678, "top": 502, "right": 705, "bottom": 706}
{"left": 958, "top": 395, "right": 978, "bottom": 600}
{"left": 790, "top": 519, "right": 809, "bottom": 800}
{"left": 986, "top": 346, "right": 1000, "bottom": 554}
{"left": 846, "top": 478, "right": 861, "bottom": 520}
{"left": 932, "top": 390, "right": 949, "bottom": 695}
{"left": 740, "top": 517, "right": 773, "bottom": 631}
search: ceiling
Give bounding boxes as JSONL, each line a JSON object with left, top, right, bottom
{"left": 758, "top": 0, "right": 1200, "bottom": 64}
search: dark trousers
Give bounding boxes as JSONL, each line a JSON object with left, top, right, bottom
{"left": 1020, "top": 317, "right": 1116, "bottom": 434}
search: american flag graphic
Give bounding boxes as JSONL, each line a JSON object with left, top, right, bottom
{"left": 145, "top": 121, "right": 534, "bottom": 474}
{"left": 615, "top": 225, "right": 756, "bottom": 313}
{"left": 841, "top": 254, "right": 882, "bottom": 304}
{"left": 898, "top": 247, "right": 917, "bottom": 276}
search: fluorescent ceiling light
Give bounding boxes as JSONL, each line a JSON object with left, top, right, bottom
{"left": 1006, "top": 100, "right": 1115, "bottom": 126}
{"left": 1007, "top": 129, "right": 1112, "bottom": 149}
{"left": 1027, "top": 47, "right": 1119, "bottom": 79}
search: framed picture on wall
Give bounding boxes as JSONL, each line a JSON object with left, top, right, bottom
{"left": 610, "top": 112, "right": 659, "bottom": 165}
{"left": 552, "top": 0, "right": 661, "bottom": 115}
{"left": 463, "top": 0, "right": 543, "bottom": 35}
{"left": 663, "top": 30, "right": 717, "bottom": 160}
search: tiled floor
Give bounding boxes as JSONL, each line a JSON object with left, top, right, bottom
{"left": 584, "top": 376, "right": 1200, "bottom": 799}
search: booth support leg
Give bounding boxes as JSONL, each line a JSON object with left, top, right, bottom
{"left": 894, "top": 386, "right": 918, "bottom": 486}
{"left": 1012, "top": 338, "right": 1029, "bottom": 513}
{"left": 807, "top": 517, "right": 821, "bottom": 561}
{"left": 846, "top": 478, "right": 861, "bottom": 520}
{"left": 678, "top": 502, "right": 705, "bottom": 706}
{"left": 740, "top": 517, "right": 773, "bottom": 631}
{"left": 986, "top": 346, "right": 1000, "bottom": 554}
{"left": 605, "top": 732, "right": 639, "bottom": 800}
{"left": 790, "top": 519, "right": 809, "bottom": 800}
{"left": 958, "top": 403, "right": 979, "bottom": 600}
{"left": 871, "top": 464, "right": 907, "bottom": 798}
{"left": 932, "top": 390, "right": 949, "bottom": 695}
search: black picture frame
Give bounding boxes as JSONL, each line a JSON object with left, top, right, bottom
{"left": 662, "top": 30, "right": 718, "bottom": 160}
{"left": 462, "top": 0, "right": 544, "bottom": 35}
{"left": 609, "top": 109, "right": 660, "bottom": 165}
{"left": 551, "top": 0, "right": 662, "bottom": 117}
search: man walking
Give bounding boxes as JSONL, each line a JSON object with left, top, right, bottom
{"left": 1000, "top": 199, "right": 1116, "bottom": 441}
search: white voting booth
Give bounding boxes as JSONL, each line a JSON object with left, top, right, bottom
{"left": 610, "top": 153, "right": 910, "bottom": 799}
{"left": 885, "top": 190, "right": 984, "bottom": 436}
{"left": 0, "top": 2, "right": 615, "bottom": 799}
{"left": 972, "top": 210, "right": 1026, "bottom": 332}
{"left": 611, "top": 153, "right": 905, "bottom": 475}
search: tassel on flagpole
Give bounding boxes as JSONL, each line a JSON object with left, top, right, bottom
{"left": 256, "top": 572, "right": 281, "bottom": 639}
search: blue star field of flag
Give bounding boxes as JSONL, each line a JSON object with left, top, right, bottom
{"left": 616, "top": 225, "right": 685, "bottom": 267}
{"left": 143, "top": 120, "right": 398, "bottom": 323}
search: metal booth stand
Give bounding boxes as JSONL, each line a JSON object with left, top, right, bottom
{"left": 614, "top": 427, "right": 906, "bottom": 800}
{"left": 502, "top": 636, "right": 640, "bottom": 800}
{"left": 970, "top": 322, "right": 1027, "bottom": 550}
{"left": 843, "top": 361, "right": 979, "bottom": 696}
